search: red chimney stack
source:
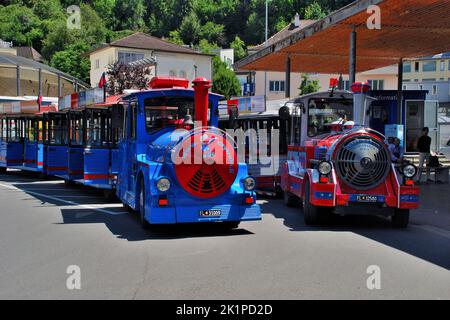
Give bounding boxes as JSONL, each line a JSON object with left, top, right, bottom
{"left": 193, "top": 77, "right": 211, "bottom": 128}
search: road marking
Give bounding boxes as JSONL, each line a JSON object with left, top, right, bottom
{"left": 0, "top": 182, "right": 126, "bottom": 216}
{"left": 413, "top": 225, "right": 450, "bottom": 240}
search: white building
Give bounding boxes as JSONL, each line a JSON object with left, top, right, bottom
{"left": 88, "top": 32, "right": 213, "bottom": 88}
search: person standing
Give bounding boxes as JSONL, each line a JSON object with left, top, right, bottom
{"left": 417, "top": 127, "right": 432, "bottom": 182}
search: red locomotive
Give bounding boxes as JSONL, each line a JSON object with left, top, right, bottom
{"left": 280, "top": 82, "right": 419, "bottom": 227}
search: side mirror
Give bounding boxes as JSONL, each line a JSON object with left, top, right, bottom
{"left": 279, "top": 106, "right": 291, "bottom": 120}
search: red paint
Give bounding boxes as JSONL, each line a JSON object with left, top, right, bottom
{"left": 193, "top": 77, "right": 212, "bottom": 128}
{"left": 84, "top": 174, "right": 110, "bottom": 180}
{"left": 149, "top": 76, "right": 189, "bottom": 89}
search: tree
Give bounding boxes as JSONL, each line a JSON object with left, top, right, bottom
{"left": 197, "top": 39, "right": 219, "bottom": 54}
{"left": 0, "top": 4, "right": 43, "bottom": 48}
{"left": 299, "top": 74, "right": 320, "bottom": 96}
{"left": 113, "top": 0, "right": 146, "bottom": 31}
{"left": 199, "top": 22, "right": 226, "bottom": 46}
{"left": 50, "top": 42, "right": 91, "bottom": 83}
{"left": 179, "top": 11, "right": 201, "bottom": 45}
{"left": 106, "top": 61, "right": 153, "bottom": 95}
{"left": 212, "top": 57, "right": 241, "bottom": 99}
{"left": 230, "top": 36, "right": 247, "bottom": 61}
{"left": 303, "top": 1, "right": 327, "bottom": 20}
{"left": 167, "top": 30, "right": 184, "bottom": 46}
{"left": 92, "top": 0, "right": 116, "bottom": 29}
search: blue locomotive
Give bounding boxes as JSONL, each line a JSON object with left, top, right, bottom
{"left": 117, "top": 77, "right": 261, "bottom": 228}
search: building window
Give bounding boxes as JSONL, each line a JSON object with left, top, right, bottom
{"left": 403, "top": 85, "right": 407, "bottom": 90}
{"left": 419, "top": 85, "right": 423, "bottom": 91}
{"left": 422, "top": 61, "right": 437, "bottom": 72}
{"left": 343, "top": 80, "right": 350, "bottom": 90}
{"left": 118, "top": 51, "right": 144, "bottom": 64}
{"left": 415, "top": 62, "right": 420, "bottom": 72}
{"left": 94, "top": 59, "right": 100, "bottom": 69}
{"left": 169, "top": 70, "right": 176, "bottom": 77}
{"left": 179, "top": 70, "right": 186, "bottom": 78}
{"left": 368, "top": 79, "right": 384, "bottom": 90}
{"left": 269, "top": 80, "right": 285, "bottom": 92}
{"left": 432, "top": 85, "right": 438, "bottom": 95}
{"left": 403, "top": 62, "right": 411, "bottom": 73}
{"left": 440, "top": 61, "right": 446, "bottom": 72}
{"left": 423, "top": 78, "right": 436, "bottom": 82}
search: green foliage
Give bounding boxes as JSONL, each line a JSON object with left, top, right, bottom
{"left": 0, "top": 4, "right": 43, "bottom": 48}
{"left": 200, "top": 22, "right": 225, "bottom": 46}
{"left": 50, "top": 42, "right": 91, "bottom": 83}
{"left": 212, "top": 57, "right": 241, "bottom": 99}
{"left": 113, "top": 0, "right": 146, "bottom": 31}
{"left": 0, "top": 0, "right": 354, "bottom": 85}
{"left": 230, "top": 36, "right": 246, "bottom": 61}
{"left": 303, "top": 1, "right": 327, "bottom": 20}
{"left": 179, "top": 11, "right": 201, "bottom": 45}
{"left": 197, "top": 39, "right": 219, "bottom": 54}
{"left": 299, "top": 74, "right": 321, "bottom": 96}
{"left": 167, "top": 31, "right": 184, "bottom": 46}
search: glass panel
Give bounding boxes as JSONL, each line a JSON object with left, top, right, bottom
{"left": 307, "top": 98, "right": 354, "bottom": 137}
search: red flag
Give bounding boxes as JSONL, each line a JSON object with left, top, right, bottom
{"left": 329, "top": 78, "right": 338, "bottom": 88}
{"left": 98, "top": 72, "right": 107, "bottom": 89}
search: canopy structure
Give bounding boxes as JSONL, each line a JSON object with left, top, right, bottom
{"left": 235, "top": 0, "right": 450, "bottom": 75}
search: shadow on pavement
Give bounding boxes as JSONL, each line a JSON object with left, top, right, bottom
{"left": 58, "top": 208, "right": 253, "bottom": 241}
{"left": 260, "top": 198, "right": 450, "bottom": 271}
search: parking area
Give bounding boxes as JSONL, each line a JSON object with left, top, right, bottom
{"left": 0, "top": 171, "right": 449, "bottom": 300}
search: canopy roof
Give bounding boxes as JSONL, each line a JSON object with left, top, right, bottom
{"left": 235, "top": 0, "right": 450, "bottom": 74}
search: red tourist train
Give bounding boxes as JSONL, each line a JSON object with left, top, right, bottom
{"left": 280, "top": 83, "right": 419, "bottom": 227}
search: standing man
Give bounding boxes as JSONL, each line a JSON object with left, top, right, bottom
{"left": 417, "top": 127, "right": 432, "bottom": 183}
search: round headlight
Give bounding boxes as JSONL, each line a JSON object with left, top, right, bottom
{"left": 243, "top": 177, "right": 256, "bottom": 191}
{"left": 156, "top": 178, "right": 171, "bottom": 192}
{"left": 318, "top": 161, "right": 332, "bottom": 176}
{"left": 403, "top": 164, "right": 417, "bottom": 178}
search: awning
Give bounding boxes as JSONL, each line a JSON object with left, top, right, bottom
{"left": 235, "top": 0, "right": 450, "bottom": 74}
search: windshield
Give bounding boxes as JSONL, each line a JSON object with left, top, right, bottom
{"left": 144, "top": 96, "right": 195, "bottom": 133}
{"left": 307, "top": 98, "right": 353, "bottom": 137}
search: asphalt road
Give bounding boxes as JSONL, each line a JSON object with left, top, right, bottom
{"left": 0, "top": 171, "right": 449, "bottom": 300}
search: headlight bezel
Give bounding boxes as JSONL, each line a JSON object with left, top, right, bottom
{"left": 402, "top": 164, "right": 417, "bottom": 179}
{"left": 318, "top": 161, "right": 332, "bottom": 176}
{"left": 156, "top": 177, "right": 171, "bottom": 192}
{"left": 243, "top": 176, "right": 256, "bottom": 191}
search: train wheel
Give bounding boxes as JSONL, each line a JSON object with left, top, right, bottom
{"left": 392, "top": 209, "right": 410, "bottom": 229}
{"left": 139, "top": 180, "right": 151, "bottom": 230}
{"left": 0, "top": 167, "right": 6, "bottom": 174}
{"left": 284, "top": 191, "right": 300, "bottom": 207}
{"left": 303, "top": 183, "right": 322, "bottom": 225}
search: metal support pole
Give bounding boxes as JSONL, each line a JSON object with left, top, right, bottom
{"left": 264, "top": 0, "right": 268, "bottom": 100}
{"left": 38, "top": 68, "right": 42, "bottom": 97}
{"left": 397, "top": 58, "right": 404, "bottom": 124}
{"left": 57, "top": 75, "right": 62, "bottom": 98}
{"left": 16, "top": 65, "right": 21, "bottom": 96}
{"left": 349, "top": 28, "right": 357, "bottom": 85}
{"left": 285, "top": 56, "right": 291, "bottom": 98}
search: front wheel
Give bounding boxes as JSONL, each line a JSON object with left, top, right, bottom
{"left": 392, "top": 209, "right": 410, "bottom": 228}
{"left": 303, "top": 183, "right": 325, "bottom": 225}
{"left": 139, "top": 180, "right": 151, "bottom": 230}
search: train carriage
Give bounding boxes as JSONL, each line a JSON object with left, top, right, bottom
{"left": 219, "top": 109, "right": 297, "bottom": 196}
